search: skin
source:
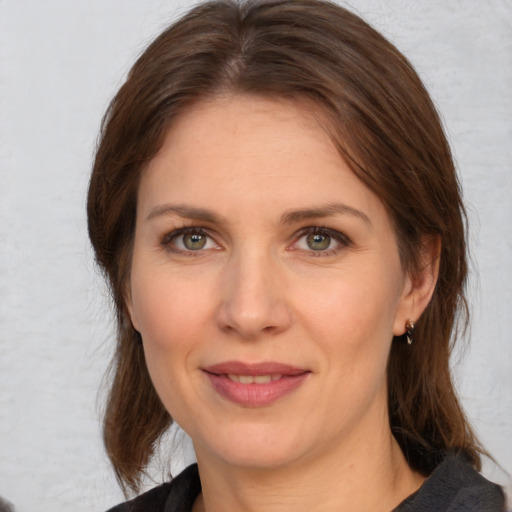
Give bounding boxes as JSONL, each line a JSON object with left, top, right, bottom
{"left": 127, "top": 95, "right": 438, "bottom": 512}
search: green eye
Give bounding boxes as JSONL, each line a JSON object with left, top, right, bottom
{"left": 162, "top": 227, "right": 219, "bottom": 254}
{"left": 306, "top": 232, "right": 331, "bottom": 251}
{"left": 183, "top": 232, "right": 207, "bottom": 250}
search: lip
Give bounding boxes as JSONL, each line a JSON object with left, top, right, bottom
{"left": 202, "top": 361, "right": 310, "bottom": 407}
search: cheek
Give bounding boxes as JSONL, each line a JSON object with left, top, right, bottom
{"left": 130, "top": 271, "right": 214, "bottom": 415}
{"left": 297, "top": 268, "right": 402, "bottom": 344}
{"left": 130, "top": 268, "right": 212, "bottom": 356}
{"left": 293, "top": 263, "right": 404, "bottom": 398}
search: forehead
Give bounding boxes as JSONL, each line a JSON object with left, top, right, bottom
{"left": 138, "top": 94, "right": 386, "bottom": 227}
{"left": 160, "top": 94, "right": 337, "bottom": 168}
{"left": 144, "top": 95, "right": 339, "bottom": 184}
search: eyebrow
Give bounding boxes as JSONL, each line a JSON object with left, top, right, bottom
{"left": 280, "top": 203, "right": 372, "bottom": 226}
{"left": 146, "top": 204, "right": 226, "bottom": 224}
{"left": 146, "top": 202, "right": 371, "bottom": 226}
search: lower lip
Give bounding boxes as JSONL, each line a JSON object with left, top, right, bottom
{"left": 204, "top": 372, "right": 309, "bottom": 407}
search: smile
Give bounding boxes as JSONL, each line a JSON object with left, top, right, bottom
{"left": 227, "top": 374, "right": 282, "bottom": 384}
{"left": 203, "top": 361, "right": 310, "bottom": 407}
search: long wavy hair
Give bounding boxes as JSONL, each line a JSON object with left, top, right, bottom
{"left": 87, "top": 0, "right": 482, "bottom": 493}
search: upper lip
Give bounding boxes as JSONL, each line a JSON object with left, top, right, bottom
{"left": 202, "top": 361, "right": 308, "bottom": 376}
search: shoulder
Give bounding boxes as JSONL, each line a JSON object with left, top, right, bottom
{"left": 106, "top": 482, "right": 174, "bottom": 512}
{"left": 396, "top": 452, "right": 505, "bottom": 512}
{"left": 105, "top": 464, "right": 201, "bottom": 512}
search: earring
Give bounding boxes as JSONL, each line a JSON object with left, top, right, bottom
{"left": 405, "top": 319, "right": 415, "bottom": 345}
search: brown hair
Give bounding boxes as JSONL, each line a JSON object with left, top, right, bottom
{"left": 88, "top": 0, "right": 482, "bottom": 493}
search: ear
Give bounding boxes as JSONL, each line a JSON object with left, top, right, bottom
{"left": 393, "top": 235, "right": 441, "bottom": 336}
{"left": 123, "top": 280, "right": 140, "bottom": 332}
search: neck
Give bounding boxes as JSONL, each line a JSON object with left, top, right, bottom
{"left": 192, "top": 426, "right": 424, "bottom": 512}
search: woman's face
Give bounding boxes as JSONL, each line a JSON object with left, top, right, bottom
{"left": 128, "top": 95, "right": 413, "bottom": 470}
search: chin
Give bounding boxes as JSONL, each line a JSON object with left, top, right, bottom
{"left": 194, "top": 424, "right": 307, "bottom": 471}
{"left": 221, "top": 446, "right": 303, "bottom": 471}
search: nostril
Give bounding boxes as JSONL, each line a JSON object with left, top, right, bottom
{"left": 216, "top": 302, "right": 292, "bottom": 339}
{"left": 214, "top": 262, "right": 292, "bottom": 338}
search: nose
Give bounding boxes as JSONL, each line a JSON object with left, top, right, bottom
{"left": 216, "top": 250, "right": 292, "bottom": 340}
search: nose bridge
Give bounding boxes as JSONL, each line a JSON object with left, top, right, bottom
{"left": 217, "top": 244, "right": 290, "bottom": 339}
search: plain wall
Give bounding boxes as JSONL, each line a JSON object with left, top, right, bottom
{"left": 0, "top": 1, "right": 511, "bottom": 510}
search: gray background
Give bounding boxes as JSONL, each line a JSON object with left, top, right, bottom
{"left": 0, "top": 1, "right": 511, "bottom": 510}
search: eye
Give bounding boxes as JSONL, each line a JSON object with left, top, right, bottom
{"left": 161, "top": 227, "right": 219, "bottom": 254}
{"left": 293, "top": 227, "right": 351, "bottom": 255}
{"left": 181, "top": 232, "right": 208, "bottom": 250}
{"left": 305, "top": 232, "right": 331, "bottom": 251}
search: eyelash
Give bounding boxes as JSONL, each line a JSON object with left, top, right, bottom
{"left": 159, "top": 226, "right": 352, "bottom": 256}
{"left": 292, "top": 226, "right": 352, "bottom": 256}
{"left": 160, "top": 227, "right": 218, "bottom": 256}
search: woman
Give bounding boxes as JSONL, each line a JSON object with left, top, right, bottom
{"left": 87, "top": 1, "right": 506, "bottom": 510}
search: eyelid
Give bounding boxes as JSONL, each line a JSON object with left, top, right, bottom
{"left": 290, "top": 226, "right": 352, "bottom": 254}
{"left": 160, "top": 226, "right": 221, "bottom": 254}
{"left": 159, "top": 225, "right": 351, "bottom": 256}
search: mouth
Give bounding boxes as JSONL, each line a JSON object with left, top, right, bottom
{"left": 225, "top": 374, "right": 283, "bottom": 384}
{"left": 202, "top": 361, "right": 310, "bottom": 407}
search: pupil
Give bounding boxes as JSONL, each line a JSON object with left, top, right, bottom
{"left": 184, "top": 233, "right": 206, "bottom": 250}
{"left": 307, "top": 233, "right": 330, "bottom": 250}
